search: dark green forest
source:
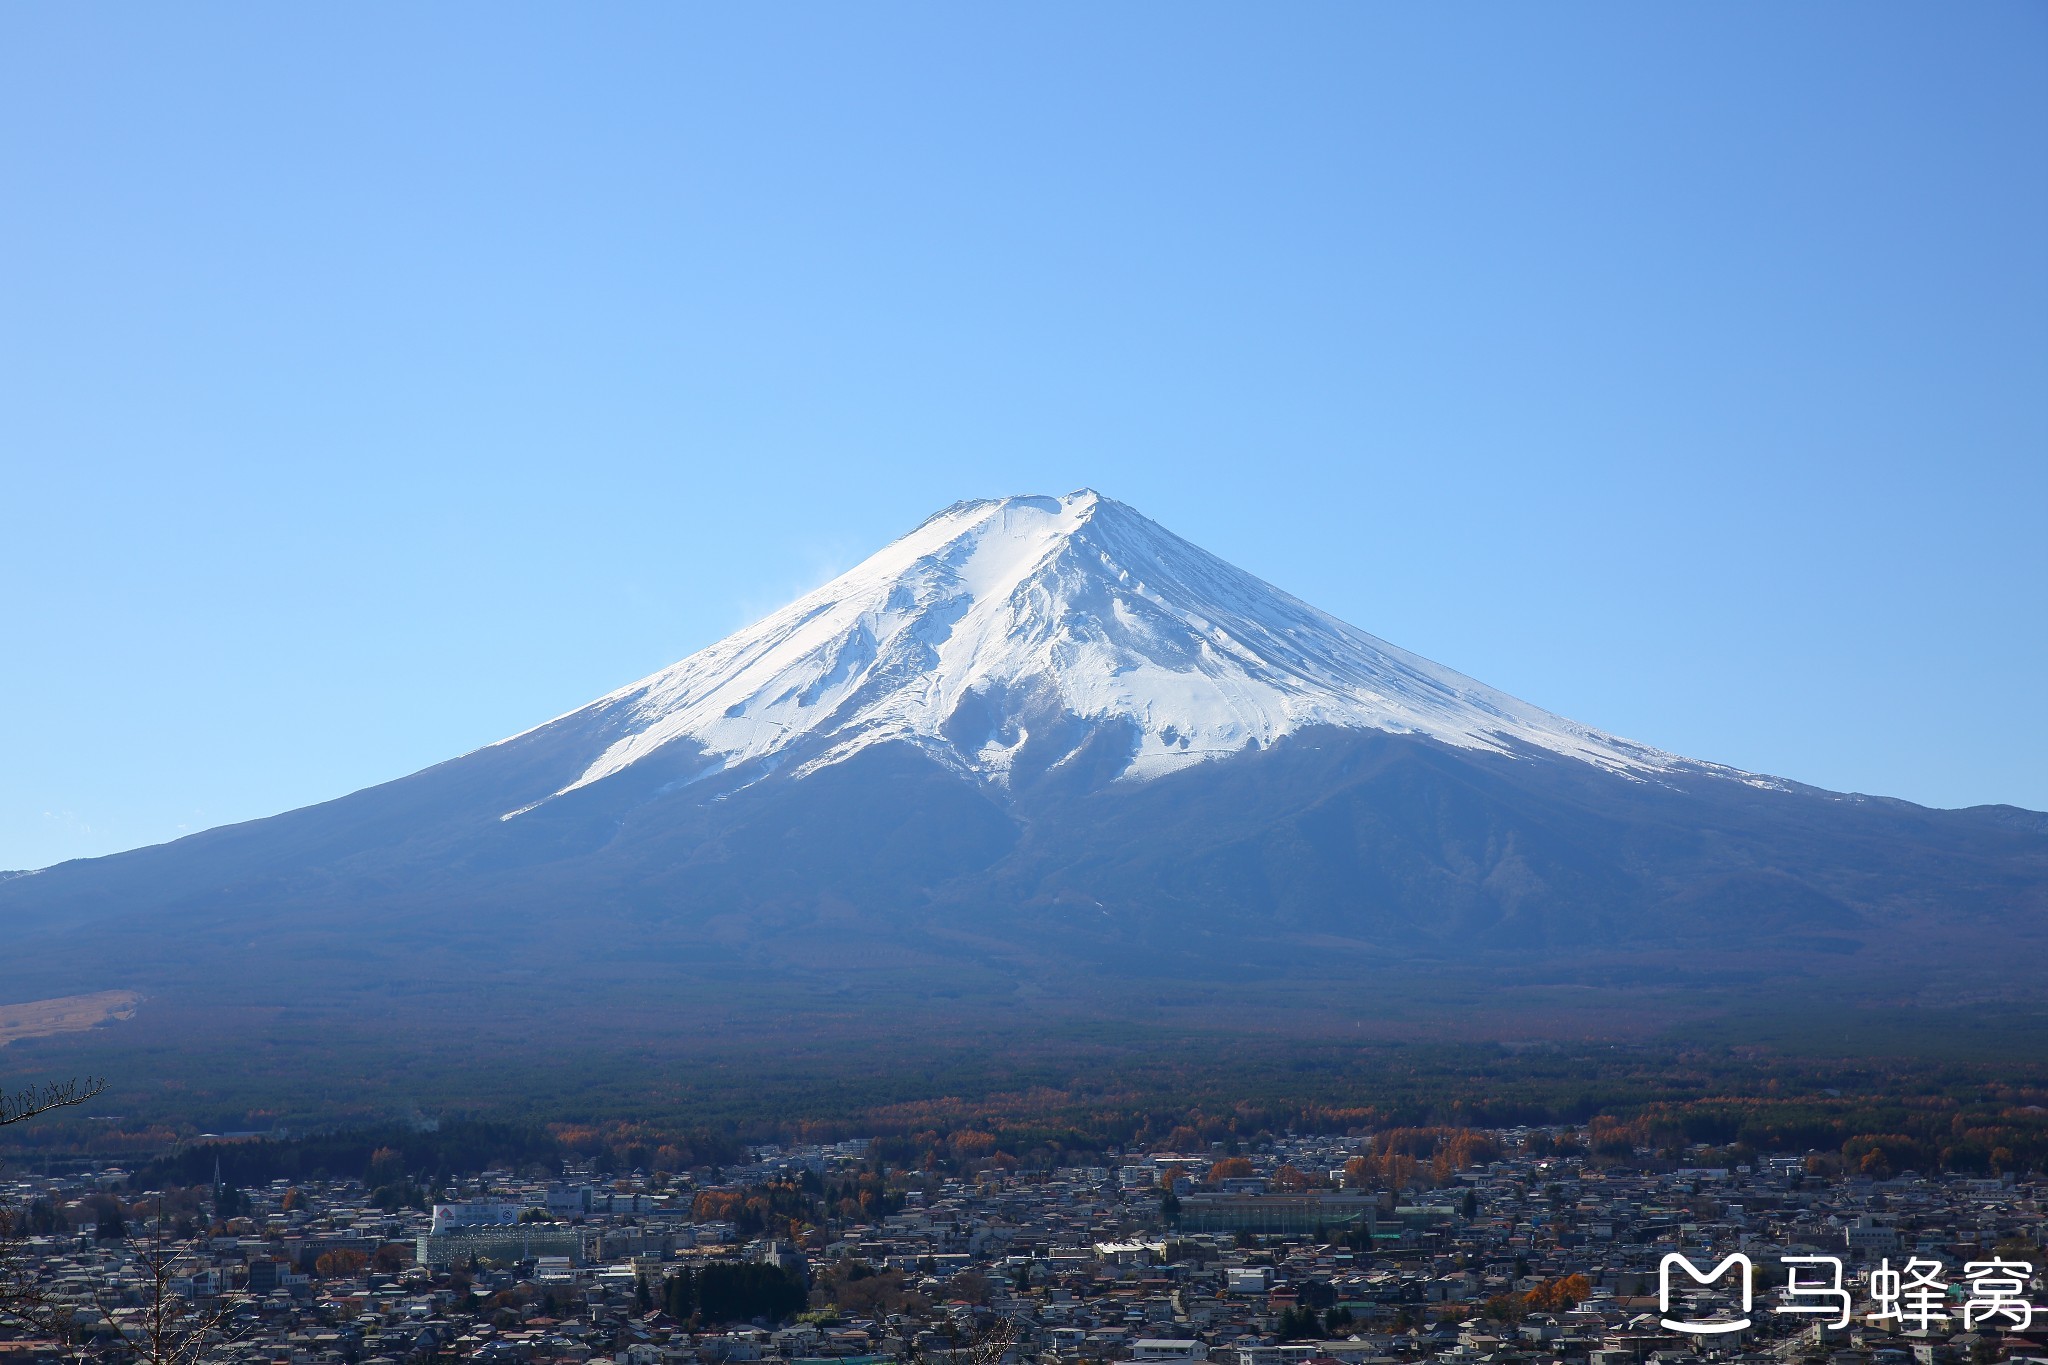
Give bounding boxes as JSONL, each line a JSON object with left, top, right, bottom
{"left": 13, "top": 1028, "right": 2044, "bottom": 1183}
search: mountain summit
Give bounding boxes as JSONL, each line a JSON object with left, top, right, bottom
{"left": 506, "top": 490, "right": 1681, "bottom": 818}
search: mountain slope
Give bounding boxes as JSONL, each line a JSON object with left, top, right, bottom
{"left": 3, "top": 491, "right": 2044, "bottom": 1025}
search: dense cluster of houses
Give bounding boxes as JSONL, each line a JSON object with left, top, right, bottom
{"left": 2, "top": 1131, "right": 2043, "bottom": 1365}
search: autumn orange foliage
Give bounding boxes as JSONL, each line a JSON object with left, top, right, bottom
{"left": 1528, "top": 1273, "right": 1591, "bottom": 1312}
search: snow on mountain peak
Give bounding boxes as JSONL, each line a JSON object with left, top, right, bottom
{"left": 503, "top": 490, "right": 1680, "bottom": 816}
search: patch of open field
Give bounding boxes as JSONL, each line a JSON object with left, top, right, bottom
{"left": 0, "top": 990, "right": 139, "bottom": 1046}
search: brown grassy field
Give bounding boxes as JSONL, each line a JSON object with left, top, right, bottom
{"left": 0, "top": 990, "right": 139, "bottom": 1047}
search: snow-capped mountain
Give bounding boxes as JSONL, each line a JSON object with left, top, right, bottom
{"left": 505, "top": 490, "right": 1681, "bottom": 818}
{"left": 4, "top": 489, "right": 2043, "bottom": 1036}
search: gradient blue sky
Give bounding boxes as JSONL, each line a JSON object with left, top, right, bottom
{"left": 4, "top": 5, "right": 2044, "bottom": 870}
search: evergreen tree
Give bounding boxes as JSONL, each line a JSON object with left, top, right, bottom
{"left": 1276, "top": 1306, "right": 1322, "bottom": 1340}
{"left": 695, "top": 1261, "right": 806, "bottom": 1325}
{"left": 663, "top": 1267, "right": 697, "bottom": 1321}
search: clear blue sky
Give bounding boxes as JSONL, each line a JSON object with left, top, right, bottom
{"left": 3, "top": 5, "right": 2044, "bottom": 870}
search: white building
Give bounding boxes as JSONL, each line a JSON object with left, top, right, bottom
{"left": 1225, "top": 1266, "right": 1273, "bottom": 1295}
{"left": 429, "top": 1201, "right": 527, "bottom": 1235}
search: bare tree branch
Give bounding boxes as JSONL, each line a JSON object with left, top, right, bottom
{"left": 0, "top": 1240, "right": 72, "bottom": 1338}
{"left": 971, "top": 1315, "right": 1018, "bottom": 1365}
{"left": 0, "top": 1078, "right": 113, "bottom": 1359}
{"left": 0, "top": 1077, "right": 105, "bottom": 1127}
{"left": 86, "top": 1196, "right": 247, "bottom": 1365}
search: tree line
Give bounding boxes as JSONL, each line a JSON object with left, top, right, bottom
{"left": 648, "top": 1261, "right": 807, "bottom": 1326}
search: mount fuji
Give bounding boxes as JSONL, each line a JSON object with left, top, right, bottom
{"left": 5, "top": 491, "right": 2046, "bottom": 1038}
